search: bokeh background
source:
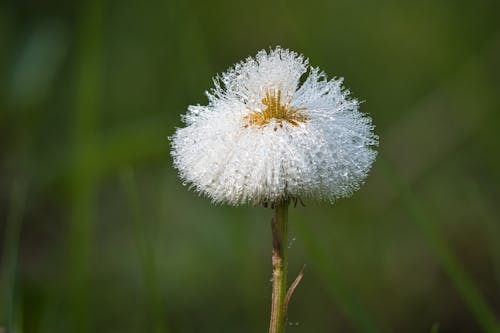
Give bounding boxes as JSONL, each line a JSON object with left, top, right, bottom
{"left": 1, "top": 0, "right": 500, "bottom": 332}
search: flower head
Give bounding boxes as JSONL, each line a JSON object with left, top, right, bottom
{"left": 171, "top": 47, "right": 378, "bottom": 206}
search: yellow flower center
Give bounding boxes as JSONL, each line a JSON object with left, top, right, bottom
{"left": 244, "top": 90, "right": 307, "bottom": 129}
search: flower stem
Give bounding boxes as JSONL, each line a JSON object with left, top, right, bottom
{"left": 269, "top": 200, "right": 289, "bottom": 333}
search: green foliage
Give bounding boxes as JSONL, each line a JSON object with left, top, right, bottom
{"left": 1, "top": 0, "right": 500, "bottom": 331}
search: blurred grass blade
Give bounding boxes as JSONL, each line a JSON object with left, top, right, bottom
{"left": 120, "top": 168, "right": 169, "bottom": 333}
{"left": 67, "top": 0, "right": 102, "bottom": 331}
{"left": 296, "top": 220, "right": 380, "bottom": 333}
{"left": 430, "top": 322, "right": 440, "bottom": 333}
{"left": 379, "top": 157, "right": 500, "bottom": 333}
{"left": 1, "top": 181, "right": 27, "bottom": 332}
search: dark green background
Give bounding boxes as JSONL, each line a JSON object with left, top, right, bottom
{"left": 1, "top": 0, "right": 500, "bottom": 332}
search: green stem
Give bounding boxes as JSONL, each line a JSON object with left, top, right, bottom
{"left": 269, "top": 200, "right": 289, "bottom": 333}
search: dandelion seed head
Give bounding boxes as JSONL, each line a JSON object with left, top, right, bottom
{"left": 171, "top": 47, "right": 378, "bottom": 206}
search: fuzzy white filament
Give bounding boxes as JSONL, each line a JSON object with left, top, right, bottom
{"left": 171, "top": 47, "right": 378, "bottom": 206}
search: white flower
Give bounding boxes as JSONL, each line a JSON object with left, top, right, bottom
{"left": 171, "top": 47, "right": 378, "bottom": 206}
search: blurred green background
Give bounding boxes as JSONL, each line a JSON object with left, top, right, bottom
{"left": 1, "top": 0, "right": 500, "bottom": 332}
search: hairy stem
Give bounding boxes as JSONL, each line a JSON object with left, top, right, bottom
{"left": 269, "top": 200, "right": 289, "bottom": 333}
